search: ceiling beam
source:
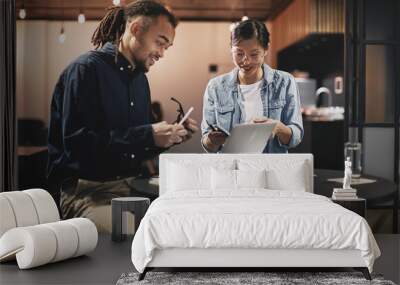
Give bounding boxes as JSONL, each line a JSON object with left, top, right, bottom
{"left": 15, "top": 0, "right": 292, "bottom": 22}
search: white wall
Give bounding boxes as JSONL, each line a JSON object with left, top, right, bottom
{"left": 148, "top": 22, "right": 235, "bottom": 153}
{"left": 16, "top": 20, "right": 236, "bottom": 153}
{"left": 17, "top": 21, "right": 48, "bottom": 120}
{"left": 16, "top": 21, "right": 98, "bottom": 124}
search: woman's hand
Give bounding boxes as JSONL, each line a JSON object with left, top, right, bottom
{"left": 251, "top": 117, "right": 292, "bottom": 145}
{"left": 208, "top": 131, "right": 228, "bottom": 146}
{"left": 251, "top": 117, "right": 276, "bottom": 136}
{"left": 251, "top": 117, "right": 270, "bottom": 124}
{"left": 203, "top": 130, "right": 228, "bottom": 152}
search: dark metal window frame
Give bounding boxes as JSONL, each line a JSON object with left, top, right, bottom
{"left": 345, "top": 0, "right": 400, "bottom": 233}
{"left": 1, "top": 0, "right": 17, "bottom": 192}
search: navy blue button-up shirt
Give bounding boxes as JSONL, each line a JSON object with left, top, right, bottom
{"left": 47, "top": 42, "right": 162, "bottom": 183}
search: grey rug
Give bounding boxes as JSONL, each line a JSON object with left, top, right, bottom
{"left": 116, "top": 272, "right": 396, "bottom": 285}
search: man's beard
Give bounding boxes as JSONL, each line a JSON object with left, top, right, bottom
{"left": 131, "top": 37, "right": 151, "bottom": 73}
{"left": 131, "top": 48, "right": 151, "bottom": 73}
{"left": 134, "top": 58, "right": 148, "bottom": 73}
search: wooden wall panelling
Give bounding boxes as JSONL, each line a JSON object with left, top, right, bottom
{"left": 269, "top": 0, "right": 344, "bottom": 68}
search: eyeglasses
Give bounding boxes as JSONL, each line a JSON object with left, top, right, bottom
{"left": 231, "top": 49, "right": 265, "bottom": 63}
{"left": 170, "top": 97, "right": 185, "bottom": 124}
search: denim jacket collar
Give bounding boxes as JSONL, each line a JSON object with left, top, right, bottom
{"left": 224, "top": 63, "right": 275, "bottom": 91}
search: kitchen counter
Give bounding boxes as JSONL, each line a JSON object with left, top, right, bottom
{"left": 290, "top": 119, "right": 344, "bottom": 170}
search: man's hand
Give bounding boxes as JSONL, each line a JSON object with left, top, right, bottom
{"left": 152, "top": 121, "right": 188, "bottom": 148}
{"left": 181, "top": 117, "right": 199, "bottom": 142}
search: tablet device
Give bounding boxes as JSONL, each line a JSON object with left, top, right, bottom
{"left": 220, "top": 122, "right": 276, "bottom": 153}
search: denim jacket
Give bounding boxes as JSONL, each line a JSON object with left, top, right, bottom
{"left": 201, "top": 64, "right": 303, "bottom": 153}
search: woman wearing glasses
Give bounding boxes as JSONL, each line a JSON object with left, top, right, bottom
{"left": 201, "top": 19, "right": 303, "bottom": 153}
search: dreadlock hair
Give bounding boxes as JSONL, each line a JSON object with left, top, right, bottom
{"left": 91, "top": 0, "right": 178, "bottom": 50}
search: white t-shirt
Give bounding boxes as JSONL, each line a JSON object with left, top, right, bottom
{"left": 238, "top": 79, "right": 264, "bottom": 123}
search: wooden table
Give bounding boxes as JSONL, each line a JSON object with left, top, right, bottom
{"left": 17, "top": 146, "right": 47, "bottom": 156}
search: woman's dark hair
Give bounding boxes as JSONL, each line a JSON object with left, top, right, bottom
{"left": 92, "top": 0, "right": 178, "bottom": 49}
{"left": 231, "top": 19, "right": 270, "bottom": 49}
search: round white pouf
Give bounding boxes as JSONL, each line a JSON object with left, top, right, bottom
{"left": 0, "top": 196, "right": 17, "bottom": 237}
{"left": 0, "top": 225, "right": 57, "bottom": 269}
{"left": 0, "top": 189, "right": 98, "bottom": 269}
{"left": 65, "top": 218, "right": 98, "bottom": 257}
{"left": 24, "top": 189, "right": 60, "bottom": 223}
{"left": 42, "top": 221, "right": 79, "bottom": 262}
{"left": 0, "top": 218, "right": 98, "bottom": 269}
{"left": 1, "top": 191, "right": 39, "bottom": 227}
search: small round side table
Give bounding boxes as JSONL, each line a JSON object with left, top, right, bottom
{"left": 111, "top": 197, "right": 150, "bottom": 242}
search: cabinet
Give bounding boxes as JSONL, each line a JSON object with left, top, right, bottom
{"left": 332, "top": 198, "right": 366, "bottom": 218}
{"left": 290, "top": 119, "right": 344, "bottom": 170}
{"left": 269, "top": 0, "right": 344, "bottom": 67}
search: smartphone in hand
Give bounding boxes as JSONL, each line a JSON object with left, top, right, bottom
{"left": 178, "top": 107, "right": 194, "bottom": 125}
{"left": 206, "top": 120, "right": 229, "bottom": 136}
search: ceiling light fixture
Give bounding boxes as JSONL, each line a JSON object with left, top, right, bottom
{"left": 19, "top": 8, "right": 27, "bottom": 19}
{"left": 113, "top": 0, "right": 121, "bottom": 6}
{"left": 241, "top": 1, "right": 249, "bottom": 22}
{"left": 59, "top": 0, "right": 66, "bottom": 44}
{"left": 19, "top": 1, "right": 26, "bottom": 19}
{"left": 58, "top": 26, "right": 66, "bottom": 43}
{"left": 78, "top": 0, "right": 85, "bottom": 24}
{"left": 78, "top": 13, "right": 85, "bottom": 24}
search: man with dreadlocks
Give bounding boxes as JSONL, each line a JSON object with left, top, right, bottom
{"left": 47, "top": 0, "right": 198, "bottom": 232}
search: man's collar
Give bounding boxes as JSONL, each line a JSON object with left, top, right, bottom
{"left": 100, "top": 42, "right": 116, "bottom": 56}
{"left": 100, "top": 42, "right": 137, "bottom": 73}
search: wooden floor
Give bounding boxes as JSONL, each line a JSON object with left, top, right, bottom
{"left": 0, "top": 234, "right": 399, "bottom": 285}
